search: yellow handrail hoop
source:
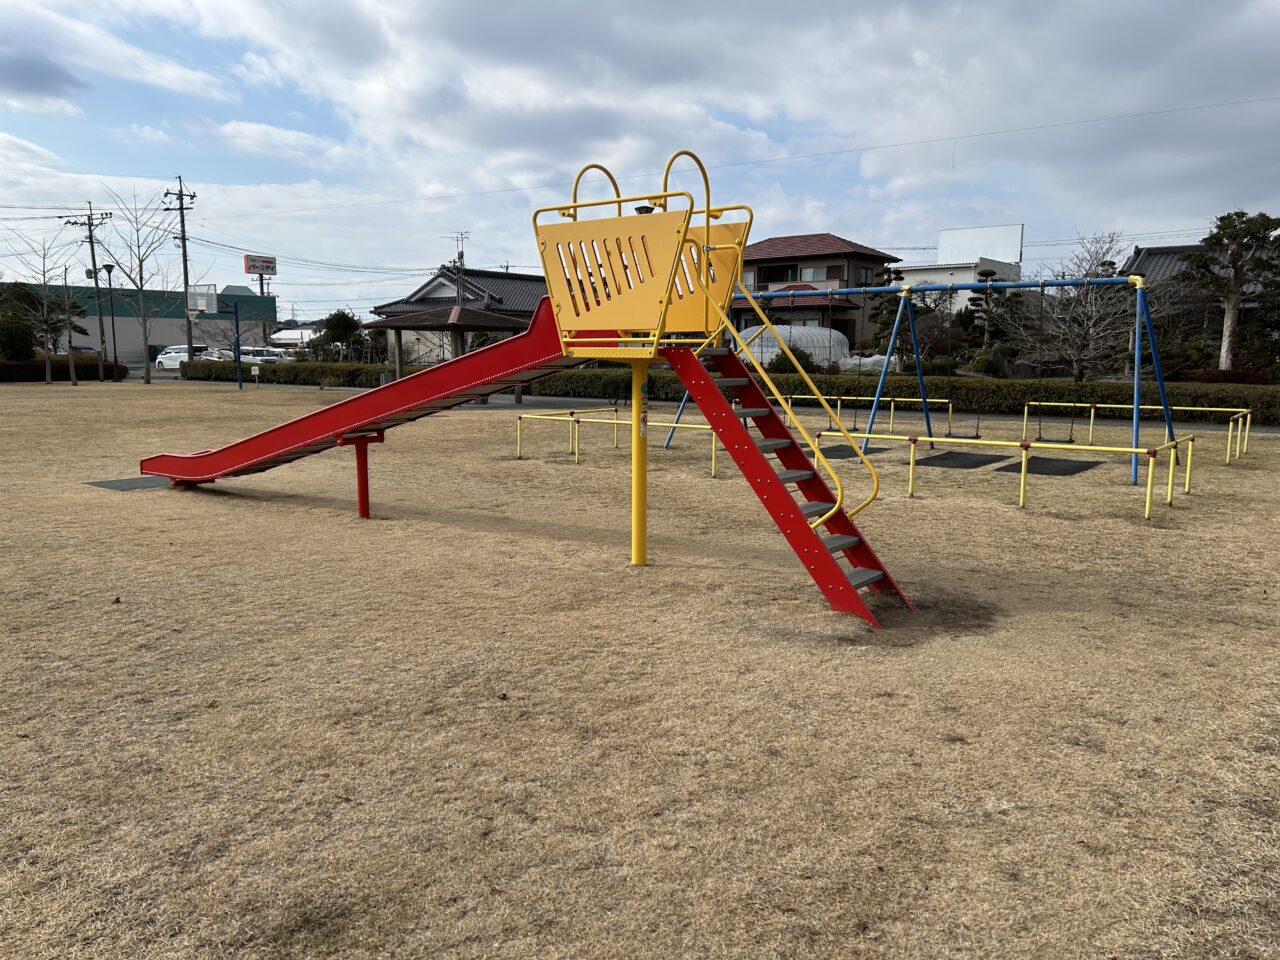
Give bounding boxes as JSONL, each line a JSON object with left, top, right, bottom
{"left": 567, "top": 163, "right": 623, "bottom": 219}
{"left": 662, "top": 150, "right": 714, "bottom": 334}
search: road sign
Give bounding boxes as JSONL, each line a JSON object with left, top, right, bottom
{"left": 244, "top": 254, "right": 277, "bottom": 276}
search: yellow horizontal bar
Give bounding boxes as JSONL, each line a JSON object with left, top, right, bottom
{"left": 814, "top": 430, "right": 1194, "bottom": 457}
{"left": 789, "top": 394, "right": 950, "bottom": 405}
{"left": 576, "top": 416, "right": 708, "bottom": 430}
{"left": 1026, "top": 401, "right": 1249, "bottom": 415}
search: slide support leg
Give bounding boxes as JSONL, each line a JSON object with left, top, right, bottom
{"left": 337, "top": 432, "right": 384, "bottom": 520}
{"left": 631, "top": 360, "right": 649, "bottom": 566}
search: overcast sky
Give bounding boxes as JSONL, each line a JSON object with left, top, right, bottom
{"left": 2, "top": 0, "right": 1278, "bottom": 323}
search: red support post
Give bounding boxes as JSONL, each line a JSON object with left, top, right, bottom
{"left": 336, "top": 432, "right": 383, "bottom": 519}
{"left": 355, "top": 441, "right": 370, "bottom": 519}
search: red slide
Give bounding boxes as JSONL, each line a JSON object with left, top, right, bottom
{"left": 141, "top": 297, "right": 582, "bottom": 486}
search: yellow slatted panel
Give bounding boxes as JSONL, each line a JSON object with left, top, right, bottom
{"left": 662, "top": 219, "right": 750, "bottom": 334}
{"left": 535, "top": 209, "right": 690, "bottom": 337}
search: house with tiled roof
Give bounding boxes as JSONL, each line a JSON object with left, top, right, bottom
{"left": 733, "top": 233, "right": 899, "bottom": 344}
{"left": 371, "top": 263, "right": 547, "bottom": 363}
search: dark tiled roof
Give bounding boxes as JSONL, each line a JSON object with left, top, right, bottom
{"left": 1119, "top": 244, "right": 1203, "bottom": 283}
{"left": 743, "top": 232, "right": 900, "bottom": 264}
{"left": 363, "top": 305, "right": 528, "bottom": 332}
{"left": 374, "top": 264, "right": 546, "bottom": 317}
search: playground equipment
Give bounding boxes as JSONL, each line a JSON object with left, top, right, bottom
{"left": 142, "top": 150, "right": 910, "bottom": 627}
{"left": 741, "top": 277, "right": 1179, "bottom": 483}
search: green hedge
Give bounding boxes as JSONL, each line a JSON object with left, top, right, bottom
{"left": 530, "top": 368, "right": 1280, "bottom": 424}
{"left": 0, "top": 357, "right": 130, "bottom": 382}
{"left": 180, "top": 359, "right": 1280, "bottom": 424}
{"left": 181, "top": 359, "right": 421, "bottom": 388}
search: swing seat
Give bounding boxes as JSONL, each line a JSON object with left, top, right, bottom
{"left": 1037, "top": 435, "right": 1075, "bottom": 444}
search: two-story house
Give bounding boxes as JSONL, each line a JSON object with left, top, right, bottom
{"left": 732, "top": 233, "right": 900, "bottom": 345}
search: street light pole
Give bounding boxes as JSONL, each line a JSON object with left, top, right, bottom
{"left": 233, "top": 300, "right": 243, "bottom": 391}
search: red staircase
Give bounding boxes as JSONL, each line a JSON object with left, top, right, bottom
{"left": 663, "top": 345, "right": 910, "bottom": 627}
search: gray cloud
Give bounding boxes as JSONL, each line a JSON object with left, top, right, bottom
{"left": 0, "top": 47, "right": 86, "bottom": 98}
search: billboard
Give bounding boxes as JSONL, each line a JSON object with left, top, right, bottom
{"left": 243, "top": 254, "right": 277, "bottom": 276}
{"left": 937, "top": 224, "right": 1024, "bottom": 265}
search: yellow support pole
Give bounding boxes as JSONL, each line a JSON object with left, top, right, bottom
{"left": 1165, "top": 443, "right": 1177, "bottom": 506}
{"left": 1244, "top": 412, "right": 1252, "bottom": 454}
{"left": 516, "top": 416, "right": 523, "bottom": 459}
{"left": 574, "top": 419, "right": 581, "bottom": 464}
{"left": 908, "top": 438, "right": 918, "bottom": 498}
{"left": 1235, "top": 414, "right": 1244, "bottom": 460}
{"left": 631, "top": 360, "right": 649, "bottom": 566}
{"left": 1225, "top": 417, "right": 1234, "bottom": 464}
{"left": 1018, "top": 441, "right": 1030, "bottom": 508}
{"left": 947, "top": 401, "right": 953, "bottom": 437}
{"left": 710, "top": 432, "right": 717, "bottom": 478}
{"left": 1021, "top": 403, "right": 1030, "bottom": 441}
{"left": 1184, "top": 437, "right": 1195, "bottom": 494}
{"left": 889, "top": 399, "right": 896, "bottom": 432}
{"left": 1144, "top": 451, "right": 1157, "bottom": 520}
{"left": 613, "top": 407, "right": 620, "bottom": 449}
{"left": 1088, "top": 405, "right": 1096, "bottom": 445}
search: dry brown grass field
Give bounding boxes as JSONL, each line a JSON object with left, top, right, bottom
{"left": 1, "top": 380, "right": 1277, "bottom": 959}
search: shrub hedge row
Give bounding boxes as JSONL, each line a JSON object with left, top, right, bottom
{"left": 179, "top": 359, "right": 1280, "bottom": 424}
{"left": 530, "top": 368, "right": 1280, "bottom": 424}
{"left": 0, "top": 358, "right": 130, "bottom": 382}
{"left": 181, "top": 359, "right": 418, "bottom": 388}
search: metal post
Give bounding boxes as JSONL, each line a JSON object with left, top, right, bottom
{"left": 233, "top": 301, "right": 243, "bottom": 391}
{"left": 1185, "top": 438, "right": 1195, "bottom": 494}
{"left": 1130, "top": 288, "right": 1142, "bottom": 484}
{"left": 908, "top": 437, "right": 918, "bottom": 498}
{"left": 1144, "top": 450, "right": 1157, "bottom": 519}
{"left": 710, "top": 430, "right": 717, "bottom": 478}
{"left": 1021, "top": 404, "right": 1030, "bottom": 441}
{"left": 903, "top": 294, "right": 936, "bottom": 446}
{"left": 1019, "top": 441, "right": 1030, "bottom": 508}
{"left": 1225, "top": 418, "right": 1234, "bottom": 464}
{"left": 105, "top": 267, "right": 118, "bottom": 381}
{"left": 393, "top": 329, "right": 404, "bottom": 380}
{"left": 355, "top": 440, "right": 370, "bottom": 519}
{"left": 631, "top": 361, "right": 649, "bottom": 566}
{"left": 861, "top": 294, "right": 906, "bottom": 453}
{"left": 665, "top": 390, "right": 690, "bottom": 449}
{"left": 1138, "top": 285, "right": 1176, "bottom": 450}
{"left": 1166, "top": 443, "right": 1177, "bottom": 505}
{"left": 1089, "top": 405, "right": 1097, "bottom": 444}
{"left": 516, "top": 417, "right": 523, "bottom": 459}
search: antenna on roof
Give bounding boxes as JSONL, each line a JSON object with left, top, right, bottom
{"left": 443, "top": 231, "right": 470, "bottom": 308}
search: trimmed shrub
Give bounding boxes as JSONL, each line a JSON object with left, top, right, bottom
{"left": 0, "top": 357, "right": 129, "bottom": 381}
{"left": 0, "top": 317, "right": 36, "bottom": 361}
{"left": 181, "top": 359, "right": 415, "bottom": 388}
{"left": 529, "top": 367, "right": 1280, "bottom": 424}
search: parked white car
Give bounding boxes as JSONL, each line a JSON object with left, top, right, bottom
{"left": 241, "top": 347, "right": 283, "bottom": 364}
{"left": 155, "top": 344, "right": 208, "bottom": 369}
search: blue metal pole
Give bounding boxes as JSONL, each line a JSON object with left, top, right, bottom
{"left": 664, "top": 391, "right": 690, "bottom": 449}
{"left": 861, "top": 294, "right": 906, "bottom": 454}
{"left": 733, "top": 275, "right": 1134, "bottom": 302}
{"left": 903, "top": 294, "right": 936, "bottom": 447}
{"left": 233, "top": 300, "right": 243, "bottom": 391}
{"left": 1130, "top": 290, "right": 1141, "bottom": 483}
{"left": 1138, "top": 286, "right": 1176, "bottom": 448}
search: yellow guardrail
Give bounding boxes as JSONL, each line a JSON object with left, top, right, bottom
{"left": 515, "top": 406, "right": 619, "bottom": 457}
{"left": 786, "top": 394, "right": 955, "bottom": 434}
{"left": 516, "top": 408, "right": 720, "bottom": 476}
{"left": 815, "top": 429, "right": 1197, "bottom": 520}
{"left": 1022, "top": 399, "right": 1251, "bottom": 458}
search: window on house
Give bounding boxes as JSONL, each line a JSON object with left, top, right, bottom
{"left": 741, "top": 268, "right": 755, "bottom": 288}
{"left": 799, "top": 265, "right": 831, "bottom": 282}
{"left": 854, "top": 266, "right": 873, "bottom": 284}
{"left": 757, "top": 264, "right": 798, "bottom": 285}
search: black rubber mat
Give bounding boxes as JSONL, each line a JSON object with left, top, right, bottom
{"left": 993, "top": 456, "right": 1104, "bottom": 477}
{"left": 801, "top": 443, "right": 887, "bottom": 459}
{"left": 914, "top": 451, "right": 1011, "bottom": 469}
{"left": 85, "top": 476, "right": 171, "bottom": 491}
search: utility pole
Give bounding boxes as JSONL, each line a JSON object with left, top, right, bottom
{"left": 64, "top": 203, "right": 111, "bottom": 381}
{"left": 62, "top": 265, "right": 78, "bottom": 386}
{"left": 445, "top": 231, "right": 470, "bottom": 360}
{"left": 164, "top": 175, "right": 197, "bottom": 363}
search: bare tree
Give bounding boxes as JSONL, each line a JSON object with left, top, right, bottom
{"left": 2, "top": 225, "right": 83, "bottom": 384}
{"left": 96, "top": 187, "right": 177, "bottom": 384}
{"left": 1002, "top": 234, "right": 1133, "bottom": 381}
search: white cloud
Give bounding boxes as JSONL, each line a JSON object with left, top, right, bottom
{"left": 218, "top": 121, "right": 349, "bottom": 168}
{"left": 128, "top": 124, "right": 170, "bottom": 144}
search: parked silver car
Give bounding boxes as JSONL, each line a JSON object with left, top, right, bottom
{"left": 155, "top": 344, "right": 209, "bottom": 369}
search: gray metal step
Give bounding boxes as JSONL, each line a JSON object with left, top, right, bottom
{"left": 776, "top": 469, "right": 815, "bottom": 484}
{"left": 737, "top": 407, "right": 775, "bottom": 419}
{"left": 755, "top": 437, "right": 792, "bottom": 453}
{"left": 846, "top": 567, "right": 885, "bottom": 591}
{"left": 823, "top": 533, "right": 861, "bottom": 553}
{"left": 800, "top": 501, "right": 836, "bottom": 518}
{"left": 715, "top": 378, "right": 750, "bottom": 388}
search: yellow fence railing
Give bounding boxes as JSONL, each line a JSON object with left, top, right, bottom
{"left": 814, "top": 429, "right": 1196, "bottom": 520}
